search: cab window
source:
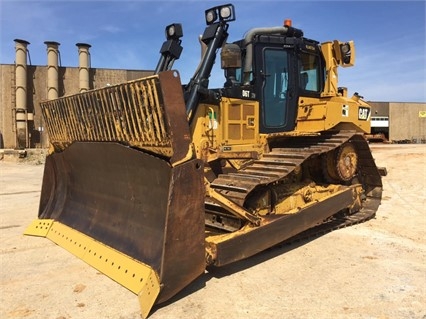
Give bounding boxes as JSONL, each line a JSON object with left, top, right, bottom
{"left": 299, "top": 52, "right": 321, "bottom": 93}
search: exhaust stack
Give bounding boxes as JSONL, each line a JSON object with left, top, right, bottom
{"left": 44, "top": 41, "right": 61, "bottom": 100}
{"left": 76, "top": 43, "right": 91, "bottom": 92}
{"left": 14, "top": 39, "right": 30, "bottom": 149}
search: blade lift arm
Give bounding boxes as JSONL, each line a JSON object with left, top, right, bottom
{"left": 154, "top": 23, "right": 184, "bottom": 74}
{"left": 185, "top": 4, "right": 235, "bottom": 123}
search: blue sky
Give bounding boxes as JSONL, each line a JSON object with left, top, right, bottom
{"left": 1, "top": 0, "right": 425, "bottom": 102}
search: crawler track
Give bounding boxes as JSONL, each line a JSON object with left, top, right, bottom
{"left": 283, "top": 196, "right": 381, "bottom": 244}
{"left": 208, "top": 131, "right": 383, "bottom": 235}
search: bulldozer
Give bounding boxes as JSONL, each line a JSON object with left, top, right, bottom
{"left": 25, "top": 4, "right": 385, "bottom": 318}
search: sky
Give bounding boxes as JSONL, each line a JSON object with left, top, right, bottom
{"left": 1, "top": 0, "right": 425, "bottom": 102}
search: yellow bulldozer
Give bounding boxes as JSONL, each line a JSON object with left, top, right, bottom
{"left": 25, "top": 4, "right": 385, "bottom": 318}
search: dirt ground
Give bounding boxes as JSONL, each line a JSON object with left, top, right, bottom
{"left": 0, "top": 144, "right": 425, "bottom": 319}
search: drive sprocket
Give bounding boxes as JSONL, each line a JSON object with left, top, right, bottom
{"left": 323, "top": 142, "right": 358, "bottom": 183}
{"left": 336, "top": 142, "right": 358, "bottom": 181}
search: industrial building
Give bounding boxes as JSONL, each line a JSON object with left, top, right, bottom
{"left": 0, "top": 40, "right": 425, "bottom": 151}
{"left": 368, "top": 102, "right": 425, "bottom": 143}
{"left": 0, "top": 39, "right": 152, "bottom": 150}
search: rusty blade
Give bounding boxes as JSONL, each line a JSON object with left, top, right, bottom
{"left": 39, "top": 141, "right": 206, "bottom": 303}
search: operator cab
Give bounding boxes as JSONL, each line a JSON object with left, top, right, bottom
{"left": 220, "top": 23, "right": 326, "bottom": 134}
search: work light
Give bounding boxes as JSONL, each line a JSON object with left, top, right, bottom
{"left": 205, "top": 4, "right": 235, "bottom": 25}
{"left": 340, "top": 41, "right": 353, "bottom": 65}
{"left": 205, "top": 10, "right": 217, "bottom": 24}
{"left": 165, "top": 23, "right": 183, "bottom": 40}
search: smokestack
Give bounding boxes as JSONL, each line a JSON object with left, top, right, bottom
{"left": 44, "top": 41, "right": 61, "bottom": 100}
{"left": 76, "top": 43, "right": 91, "bottom": 92}
{"left": 14, "top": 38, "right": 30, "bottom": 149}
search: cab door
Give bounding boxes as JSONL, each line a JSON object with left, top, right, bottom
{"left": 254, "top": 45, "right": 298, "bottom": 133}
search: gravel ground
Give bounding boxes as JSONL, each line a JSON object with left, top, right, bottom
{"left": 0, "top": 144, "right": 425, "bottom": 319}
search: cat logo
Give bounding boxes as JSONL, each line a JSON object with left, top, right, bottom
{"left": 358, "top": 107, "right": 370, "bottom": 120}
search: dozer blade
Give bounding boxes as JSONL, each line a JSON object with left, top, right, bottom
{"left": 24, "top": 71, "right": 206, "bottom": 317}
{"left": 25, "top": 218, "right": 160, "bottom": 319}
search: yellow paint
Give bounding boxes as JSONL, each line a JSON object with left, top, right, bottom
{"left": 24, "top": 219, "right": 54, "bottom": 236}
{"left": 24, "top": 219, "right": 160, "bottom": 319}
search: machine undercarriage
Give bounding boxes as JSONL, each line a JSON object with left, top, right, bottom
{"left": 204, "top": 131, "right": 383, "bottom": 266}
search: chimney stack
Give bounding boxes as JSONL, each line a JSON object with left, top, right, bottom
{"left": 44, "top": 41, "right": 61, "bottom": 100}
{"left": 14, "top": 39, "right": 30, "bottom": 149}
{"left": 76, "top": 43, "right": 91, "bottom": 92}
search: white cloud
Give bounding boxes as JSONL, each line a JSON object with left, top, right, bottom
{"left": 99, "top": 25, "right": 123, "bottom": 34}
